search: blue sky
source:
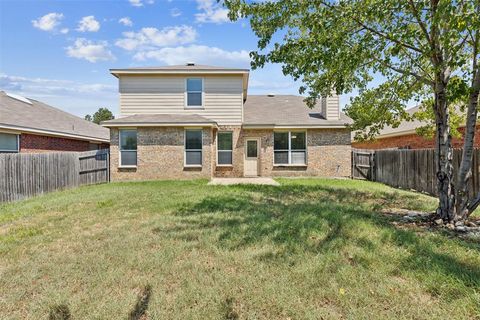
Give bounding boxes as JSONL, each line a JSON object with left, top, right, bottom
{"left": 0, "top": 0, "right": 354, "bottom": 117}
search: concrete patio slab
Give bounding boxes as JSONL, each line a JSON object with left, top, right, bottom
{"left": 208, "top": 177, "right": 280, "bottom": 186}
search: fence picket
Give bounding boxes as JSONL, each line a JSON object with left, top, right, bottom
{"left": 353, "top": 148, "right": 480, "bottom": 197}
{"left": 0, "top": 149, "right": 109, "bottom": 202}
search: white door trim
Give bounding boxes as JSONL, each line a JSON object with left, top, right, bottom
{"left": 244, "top": 138, "right": 260, "bottom": 177}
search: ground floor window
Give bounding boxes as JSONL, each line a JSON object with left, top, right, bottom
{"left": 119, "top": 129, "right": 137, "bottom": 166}
{"left": 185, "top": 129, "right": 202, "bottom": 166}
{"left": 0, "top": 132, "right": 19, "bottom": 152}
{"left": 217, "top": 131, "right": 233, "bottom": 165}
{"left": 274, "top": 131, "right": 306, "bottom": 165}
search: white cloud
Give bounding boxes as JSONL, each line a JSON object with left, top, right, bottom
{"left": 0, "top": 74, "right": 114, "bottom": 94}
{"left": 195, "top": 0, "right": 230, "bottom": 24}
{"left": 118, "top": 17, "right": 133, "bottom": 27}
{"left": 129, "top": 0, "right": 154, "bottom": 7}
{"left": 115, "top": 25, "right": 197, "bottom": 51}
{"left": 129, "top": 0, "right": 142, "bottom": 6}
{"left": 32, "top": 12, "right": 64, "bottom": 32}
{"left": 77, "top": 16, "right": 100, "bottom": 32}
{"left": 133, "top": 45, "right": 250, "bottom": 67}
{"left": 60, "top": 28, "right": 69, "bottom": 34}
{"left": 170, "top": 8, "right": 182, "bottom": 17}
{"left": 66, "top": 38, "right": 115, "bottom": 63}
{"left": 0, "top": 74, "right": 117, "bottom": 116}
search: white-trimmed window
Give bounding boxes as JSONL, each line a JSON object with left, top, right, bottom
{"left": 186, "top": 78, "right": 203, "bottom": 108}
{"left": 0, "top": 132, "right": 19, "bottom": 153}
{"left": 217, "top": 132, "right": 233, "bottom": 165}
{"left": 274, "top": 131, "right": 306, "bottom": 165}
{"left": 185, "top": 129, "right": 202, "bottom": 166}
{"left": 119, "top": 129, "right": 137, "bottom": 167}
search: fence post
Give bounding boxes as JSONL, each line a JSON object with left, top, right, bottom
{"left": 0, "top": 150, "right": 111, "bottom": 203}
{"left": 371, "top": 151, "right": 376, "bottom": 181}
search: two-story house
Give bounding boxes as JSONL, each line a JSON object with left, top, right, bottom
{"left": 101, "top": 63, "right": 352, "bottom": 180}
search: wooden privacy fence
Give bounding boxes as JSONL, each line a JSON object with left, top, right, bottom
{"left": 0, "top": 149, "right": 109, "bottom": 202}
{"left": 352, "top": 150, "right": 375, "bottom": 180}
{"left": 353, "top": 148, "right": 480, "bottom": 197}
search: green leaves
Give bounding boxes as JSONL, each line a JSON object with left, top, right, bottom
{"left": 225, "top": 0, "right": 479, "bottom": 140}
{"left": 92, "top": 107, "right": 114, "bottom": 125}
{"left": 345, "top": 77, "right": 419, "bottom": 141}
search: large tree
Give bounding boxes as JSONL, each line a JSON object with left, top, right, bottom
{"left": 226, "top": 0, "right": 480, "bottom": 222}
{"left": 85, "top": 107, "right": 115, "bottom": 125}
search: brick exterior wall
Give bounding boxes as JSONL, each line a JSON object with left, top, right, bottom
{"left": 239, "top": 128, "right": 351, "bottom": 178}
{"left": 110, "top": 127, "right": 213, "bottom": 181}
{"left": 352, "top": 126, "right": 480, "bottom": 150}
{"left": 109, "top": 126, "right": 351, "bottom": 181}
{"left": 19, "top": 133, "right": 107, "bottom": 153}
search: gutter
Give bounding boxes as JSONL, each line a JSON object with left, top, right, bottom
{"left": 242, "top": 124, "right": 350, "bottom": 129}
{"left": 0, "top": 123, "right": 109, "bottom": 143}
{"left": 110, "top": 69, "right": 249, "bottom": 77}
{"left": 101, "top": 122, "right": 218, "bottom": 128}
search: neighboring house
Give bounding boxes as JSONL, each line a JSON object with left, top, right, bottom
{"left": 101, "top": 64, "right": 352, "bottom": 180}
{"left": 0, "top": 91, "right": 109, "bottom": 153}
{"left": 352, "top": 105, "right": 479, "bottom": 150}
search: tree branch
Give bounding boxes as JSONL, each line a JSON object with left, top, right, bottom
{"left": 355, "top": 20, "right": 426, "bottom": 54}
{"left": 320, "top": 0, "right": 426, "bottom": 54}
{"left": 377, "top": 58, "right": 434, "bottom": 86}
{"left": 407, "top": 0, "right": 432, "bottom": 48}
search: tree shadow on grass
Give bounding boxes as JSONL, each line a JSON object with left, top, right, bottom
{"left": 171, "top": 184, "right": 480, "bottom": 292}
{"left": 128, "top": 285, "right": 152, "bottom": 320}
{"left": 48, "top": 304, "right": 71, "bottom": 320}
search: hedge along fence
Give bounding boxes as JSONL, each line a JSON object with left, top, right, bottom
{"left": 360, "top": 148, "right": 480, "bottom": 197}
{"left": 0, "top": 149, "right": 109, "bottom": 202}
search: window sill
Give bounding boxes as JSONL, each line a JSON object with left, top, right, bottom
{"left": 184, "top": 165, "right": 202, "bottom": 168}
{"left": 273, "top": 164, "right": 308, "bottom": 167}
{"left": 185, "top": 106, "right": 204, "bottom": 110}
{"left": 216, "top": 164, "right": 233, "bottom": 167}
{"left": 118, "top": 165, "right": 137, "bottom": 169}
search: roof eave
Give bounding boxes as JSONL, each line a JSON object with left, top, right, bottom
{"left": 101, "top": 122, "right": 218, "bottom": 128}
{"left": 110, "top": 69, "right": 249, "bottom": 76}
{"left": 0, "top": 123, "right": 109, "bottom": 143}
{"left": 242, "top": 123, "right": 350, "bottom": 129}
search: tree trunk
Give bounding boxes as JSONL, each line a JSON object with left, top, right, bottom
{"left": 434, "top": 81, "right": 456, "bottom": 221}
{"left": 458, "top": 65, "right": 480, "bottom": 218}
{"left": 455, "top": 89, "right": 480, "bottom": 220}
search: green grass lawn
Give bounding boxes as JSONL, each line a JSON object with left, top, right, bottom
{"left": 1, "top": 178, "right": 479, "bottom": 319}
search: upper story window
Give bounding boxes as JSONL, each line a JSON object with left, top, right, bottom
{"left": 186, "top": 78, "right": 203, "bottom": 108}
{"left": 0, "top": 132, "right": 19, "bottom": 153}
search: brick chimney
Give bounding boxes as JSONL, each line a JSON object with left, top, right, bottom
{"left": 320, "top": 94, "right": 340, "bottom": 120}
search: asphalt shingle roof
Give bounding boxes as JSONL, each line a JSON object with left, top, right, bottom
{"left": 376, "top": 105, "right": 427, "bottom": 137}
{"left": 244, "top": 95, "right": 352, "bottom": 127}
{"left": 0, "top": 91, "right": 109, "bottom": 142}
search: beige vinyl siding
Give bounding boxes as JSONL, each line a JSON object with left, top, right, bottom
{"left": 119, "top": 75, "right": 243, "bottom": 125}
{"left": 325, "top": 95, "right": 340, "bottom": 120}
{"left": 320, "top": 95, "right": 340, "bottom": 120}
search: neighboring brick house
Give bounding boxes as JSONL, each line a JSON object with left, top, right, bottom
{"left": 0, "top": 91, "right": 109, "bottom": 153}
{"left": 102, "top": 64, "right": 352, "bottom": 180}
{"left": 352, "top": 105, "right": 479, "bottom": 150}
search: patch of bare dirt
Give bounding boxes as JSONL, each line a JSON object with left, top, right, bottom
{"left": 380, "top": 208, "right": 480, "bottom": 242}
